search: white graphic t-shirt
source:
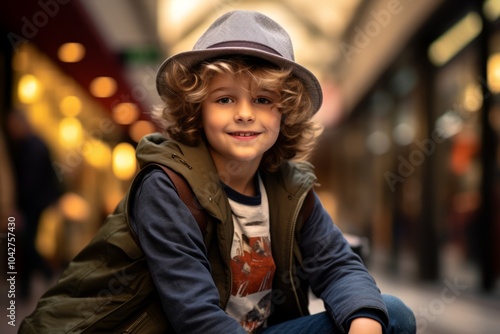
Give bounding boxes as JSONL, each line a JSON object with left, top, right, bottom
{"left": 224, "top": 175, "right": 276, "bottom": 333}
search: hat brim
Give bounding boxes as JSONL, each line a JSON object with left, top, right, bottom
{"left": 155, "top": 47, "right": 323, "bottom": 114}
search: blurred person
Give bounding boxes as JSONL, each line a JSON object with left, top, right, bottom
{"left": 5, "top": 109, "right": 62, "bottom": 299}
{"left": 0, "top": 122, "right": 16, "bottom": 229}
{"left": 21, "top": 11, "right": 416, "bottom": 334}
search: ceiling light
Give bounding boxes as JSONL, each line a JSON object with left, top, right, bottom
{"left": 129, "top": 120, "right": 156, "bottom": 142}
{"left": 484, "top": 0, "right": 500, "bottom": 21}
{"left": 58, "top": 192, "right": 90, "bottom": 221}
{"left": 112, "top": 102, "right": 139, "bottom": 124}
{"left": 158, "top": 0, "right": 208, "bottom": 45}
{"left": 89, "top": 76, "right": 117, "bottom": 98}
{"left": 428, "top": 12, "right": 483, "bottom": 67}
{"left": 18, "top": 74, "right": 42, "bottom": 104}
{"left": 112, "top": 142, "right": 137, "bottom": 180}
{"left": 58, "top": 42, "right": 86, "bottom": 63}
{"left": 59, "top": 95, "right": 82, "bottom": 117}
{"left": 487, "top": 53, "right": 500, "bottom": 93}
{"left": 84, "top": 139, "right": 111, "bottom": 170}
{"left": 59, "top": 117, "right": 83, "bottom": 147}
{"left": 463, "top": 83, "right": 483, "bottom": 112}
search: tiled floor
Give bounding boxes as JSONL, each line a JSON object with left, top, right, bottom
{"left": 372, "top": 271, "right": 500, "bottom": 334}
{"left": 308, "top": 269, "right": 500, "bottom": 334}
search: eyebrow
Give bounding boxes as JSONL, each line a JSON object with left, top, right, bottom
{"left": 207, "top": 86, "right": 232, "bottom": 95}
{"left": 207, "top": 85, "right": 278, "bottom": 98}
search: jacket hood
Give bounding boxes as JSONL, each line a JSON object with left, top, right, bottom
{"left": 135, "top": 133, "right": 230, "bottom": 221}
{"left": 135, "top": 132, "right": 212, "bottom": 171}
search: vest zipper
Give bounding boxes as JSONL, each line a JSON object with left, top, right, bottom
{"left": 223, "top": 265, "right": 233, "bottom": 311}
{"left": 222, "top": 218, "right": 233, "bottom": 311}
{"left": 121, "top": 311, "right": 147, "bottom": 333}
{"left": 288, "top": 189, "right": 310, "bottom": 317}
{"left": 171, "top": 153, "right": 193, "bottom": 169}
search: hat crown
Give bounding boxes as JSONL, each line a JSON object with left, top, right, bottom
{"left": 156, "top": 10, "right": 322, "bottom": 113}
{"left": 193, "top": 10, "right": 295, "bottom": 61}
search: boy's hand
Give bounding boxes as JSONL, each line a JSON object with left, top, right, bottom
{"left": 348, "top": 317, "right": 383, "bottom": 334}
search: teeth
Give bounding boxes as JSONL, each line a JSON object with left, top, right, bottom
{"left": 233, "top": 133, "right": 255, "bottom": 136}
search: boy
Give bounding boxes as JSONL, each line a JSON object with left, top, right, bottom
{"left": 134, "top": 10, "right": 415, "bottom": 334}
{"left": 20, "top": 9, "right": 416, "bottom": 334}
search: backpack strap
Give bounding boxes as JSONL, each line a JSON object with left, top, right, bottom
{"left": 146, "top": 164, "right": 313, "bottom": 236}
{"left": 151, "top": 164, "right": 207, "bottom": 235}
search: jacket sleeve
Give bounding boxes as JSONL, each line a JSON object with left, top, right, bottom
{"left": 129, "top": 168, "right": 246, "bottom": 334}
{"left": 299, "top": 191, "right": 389, "bottom": 332}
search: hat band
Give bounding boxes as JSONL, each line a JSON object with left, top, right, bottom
{"left": 207, "top": 41, "right": 282, "bottom": 57}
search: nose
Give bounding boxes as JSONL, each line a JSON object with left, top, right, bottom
{"left": 234, "top": 101, "right": 255, "bottom": 122}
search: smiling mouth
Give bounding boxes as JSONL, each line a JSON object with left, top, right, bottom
{"left": 229, "top": 132, "right": 260, "bottom": 137}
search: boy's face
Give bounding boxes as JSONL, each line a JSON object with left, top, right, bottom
{"left": 201, "top": 72, "right": 282, "bottom": 173}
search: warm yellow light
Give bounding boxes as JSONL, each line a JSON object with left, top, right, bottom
{"left": 59, "top": 95, "right": 82, "bottom": 117}
{"left": 89, "top": 76, "right": 117, "bottom": 98}
{"left": 428, "top": 12, "right": 483, "bottom": 66}
{"left": 83, "top": 139, "right": 112, "bottom": 170}
{"left": 158, "top": 0, "right": 206, "bottom": 44}
{"left": 317, "top": 190, "right": 338, "bottom": 222}
{"left": 112, "top": 102, "right": 140, "bottom": 125}
{"left": 463, "top": 83, "right": 483, "bottom": 112}
{"left": 29, "top": 102, "right": 51, "bottom": 130}
{"left": 112, "top": 142, "right": 137, "bottom": 180}
{"left": 36, "top": 206, "right": 62, "bottom": 261}
{"left": 104, "top": 188, "right": 125, "bottom": 215}
{"left": 488, "top": 53, "right": 500, "bottom": 93}
{"left": 18, "top": 74, "right": 42, "bottom": 103}
{"left": 13, "top": 49, "right": 29, "bottom": 72}
{"left": 129, "top": 120, "right": 157, "bottom": 142}
{"left": 59, "top": 117, "right": 83, "bottom": 147}
{"left": 58, "top": 43, "right": 86, "bottom": 63}
{"left": 484, "top": 0, "right": 500, "bottom": 21}
{"left": 58, "top": 192, "right": 90, "bottom": 221}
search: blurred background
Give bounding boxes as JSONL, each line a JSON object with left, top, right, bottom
{"left": 0, "top": 0, "right": 499, "bottom": 333}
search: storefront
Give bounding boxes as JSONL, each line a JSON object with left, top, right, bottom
{"left": 311, "top": 0, "right": 499, "bottom": 292}
{"left": 0, "top": 2, "right": 157, "bottom": 266}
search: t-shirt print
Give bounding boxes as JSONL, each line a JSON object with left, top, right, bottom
{"left": 230, "top": 232, "right": 275, "bottom": 330}
{"left": 225, "top": 176, "right": 276, "bottom": 333}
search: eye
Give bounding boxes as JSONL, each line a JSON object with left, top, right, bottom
{"left": 254, "top": 97, "right": 272, "bottom": 104}
{"left": 217, "top": 97, "right": 233, "bottom": 104}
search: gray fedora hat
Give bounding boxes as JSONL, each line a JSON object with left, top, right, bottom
{"left": 156, "top": 10, "right": 323, "bottom": 114}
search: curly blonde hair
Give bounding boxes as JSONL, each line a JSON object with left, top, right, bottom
{"left": 152, "top": 56, "right": 323, "bottom": 172}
